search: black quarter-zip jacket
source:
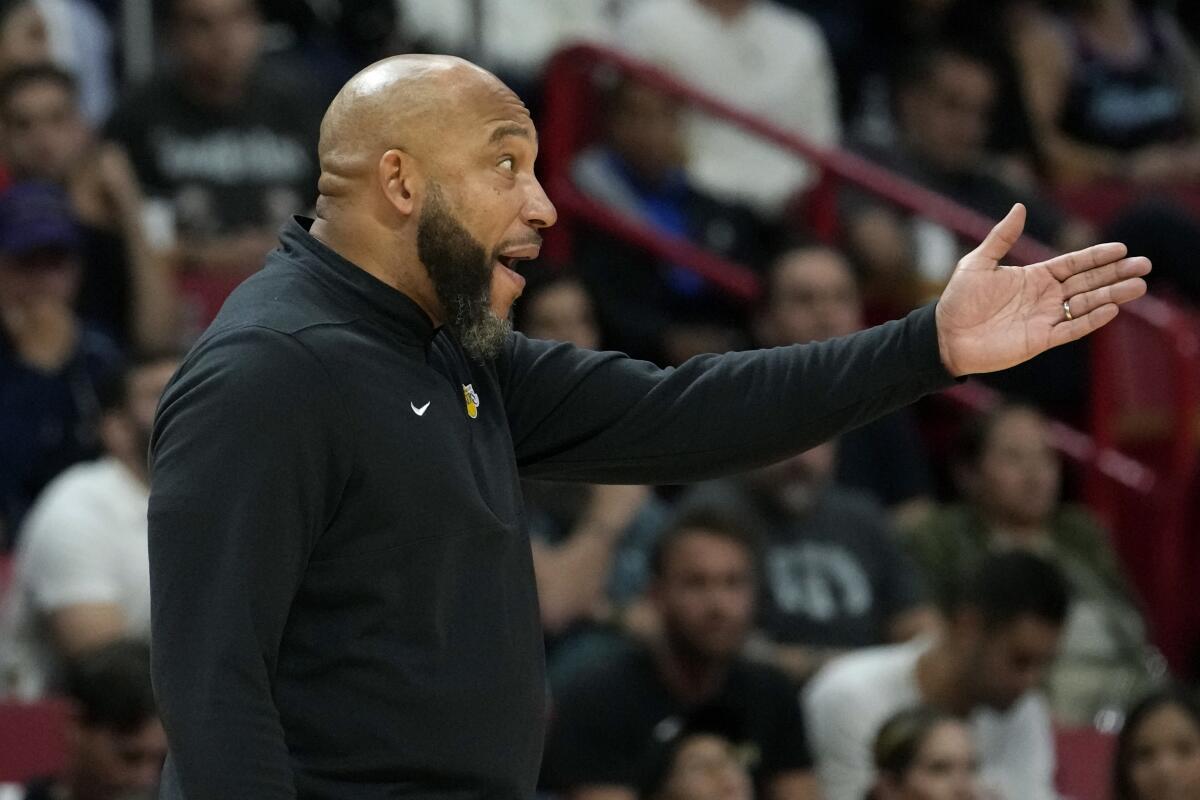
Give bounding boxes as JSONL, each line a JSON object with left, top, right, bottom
{"left": 148, "top": 217, "right": 956, "bottom": 800}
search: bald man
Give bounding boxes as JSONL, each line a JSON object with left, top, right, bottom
{"left": 146, "top": 55, "right": 1150, "bottom": 800}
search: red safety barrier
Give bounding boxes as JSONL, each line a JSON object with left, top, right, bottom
{"left": 0, "top": 698, "right": 71, "bottom": 783}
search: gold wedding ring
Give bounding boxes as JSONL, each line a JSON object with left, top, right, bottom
{"left": 1063, "top": 300, "right": 1074, "bottom": 321}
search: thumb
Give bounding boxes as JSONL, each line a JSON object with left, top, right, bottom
{"left": 968, "top": 203, "right": 1026, "bottom": 266}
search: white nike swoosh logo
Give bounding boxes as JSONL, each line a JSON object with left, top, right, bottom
{"left": 410, "top": 401, "right": 430, "bottom": 416}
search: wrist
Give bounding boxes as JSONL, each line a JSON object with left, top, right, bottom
{"left": 934, "top": 304, "right": 961, "bottom": 377}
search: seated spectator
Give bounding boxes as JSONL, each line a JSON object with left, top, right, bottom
{"left": 0, "top": 0, "right": 50, "bottom": 78}
{"left": 571, "top": 78, "right": 768, "bottom": 363}
{"left": 516, "top": 270, "right": 670, "bottom": 686}
{"left": 869, "top": 706, "right": 980, "bottom": 800}
{"left": 106, "top": 0, "right": 322, "bottom": 321}
{"left": 1114, "top": 687, "right": 1200, "bottom": 800}
{"left": 904, "top": 403, "right": 1161, "bottom": 725}
{"left": 540, "top": 506, "right": 818, "bottom": 800}
{"left": 681, "top": 441, "right": 938, "bottom": 686}
{"left": 843, "top": 43, "right": 1092, "bottom": 310}
{"left": 19, "top": 639, "right": 167, "bottom": 800}
{"left": 1014, "top": 0, "right": 1200, "bottom": 185}
{"left": 0, "top": 181, "right": 122, "bottom": 543}
{"left": 0, "top": 64, "right": 177, "bottom": 350}
{"left": 617, "top": 0, "right": 840, "bottom": 218}
{"left": 33, "top": 0, "right": 116, "bottom": 124}
{"left": 0, "top": 352, "right": 178, "bottom": 698}
{"left": 638, "top": 712, "right": 756, "bottom": 800}
{"left": 402, "top": 0, "right": 612, "bottom": 100}
{"left": 804, "top": 551, "right": 1068, "bottom": 800}
{"left": 843, "top": 44, "right": 1094, "bottom": 420}
{"left": 755, "top": 244, "right": 932, "bottom": 521}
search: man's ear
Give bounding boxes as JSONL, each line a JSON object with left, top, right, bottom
{"left": 379, "top": 149, "right": 420, "bottom": 217}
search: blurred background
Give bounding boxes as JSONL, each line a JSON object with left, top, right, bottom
{"left": 2, "top": 1, "right": 1200, "bottom": 798}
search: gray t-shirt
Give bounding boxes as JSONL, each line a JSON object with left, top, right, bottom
{"left": 682, "top": 480, "right": 925, "bottom": 648}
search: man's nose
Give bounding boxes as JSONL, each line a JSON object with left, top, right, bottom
{"left": 522, "top": 176, "right": 558, "bottom": 230}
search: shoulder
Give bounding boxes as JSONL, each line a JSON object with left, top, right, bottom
{"left": 757, "top": 2, "right": 825, "bottom": 41}
{"left": 807, "top": 641, "right": 922, "bottom": 706}
{"left": 204, "top": 256, "right": 363, "bottom": 342}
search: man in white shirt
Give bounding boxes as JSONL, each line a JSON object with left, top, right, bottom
{"left": 0, "top": 353, "right": 178, "bottom": 699}
{"left": 804, "top": 551, "right": 1069, "bottom": 800}
{"left": 402, "top": 0, "right": 613, "bottom": 85}
{"left": 618, "top": 0, "right": 840, "bottom": 217}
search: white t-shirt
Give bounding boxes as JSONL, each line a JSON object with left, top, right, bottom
{"left": 401, "top": 0, "right": 613, "bottom": 80}
{"left": 0, "top": 457, "right": 150, "bottom": 699}
{"left": 618, "top": 0, "right": 840, "bottom": 216}
{"left": 804, "top": 638, "right": 1059, "bottom": 800}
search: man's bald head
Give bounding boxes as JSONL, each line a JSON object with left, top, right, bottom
{"left": 308, "top": 53, "right": 554, "bottom": 361}
{"left": 317, "top": 54, "right": 530, "bottom": 208}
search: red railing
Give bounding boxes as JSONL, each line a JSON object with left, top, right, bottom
{"left": 541, "top": 42, "right": 1200, "bottom": 665}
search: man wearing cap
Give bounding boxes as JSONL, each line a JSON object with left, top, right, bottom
{"left": 0, "top": 181, "right": 122, "bottom": 544}
{"left": 148, "top": 55, "right": 1150, "bottom": 800}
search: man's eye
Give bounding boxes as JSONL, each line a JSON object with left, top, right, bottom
{"left": 499, "top": 156, "right": 515, "bottom": 171}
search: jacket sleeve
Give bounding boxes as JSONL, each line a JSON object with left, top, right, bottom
{"left": 499, "top": 303, "right": 956, "bottom": 484}
{"left": 147, "top": 326, "right": 350, "bottom": 800}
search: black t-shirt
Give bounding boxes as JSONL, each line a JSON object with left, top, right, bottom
{"left": 106, "top": 62, "right": 321, "bottom": 240}
{"left": 540, "top": 645, "right": 812, "bottom": 793}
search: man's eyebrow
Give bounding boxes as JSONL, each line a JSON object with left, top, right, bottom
{"left": 489, "top": 124, "right": 533, "bottom": 145}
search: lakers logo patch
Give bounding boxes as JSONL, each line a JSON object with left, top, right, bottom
{"left": 462, "top": 383, "right": 479, "bottom": 419}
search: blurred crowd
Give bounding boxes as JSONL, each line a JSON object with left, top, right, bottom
{"left": 1, "top": 0, "right": 1199, "bottom": 798}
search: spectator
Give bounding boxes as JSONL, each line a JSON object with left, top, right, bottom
{"left": 0, "top": 181, "right": 122, "bottom": 543}
{"left": 401, "top": 0, "right": 612, "bottom": 99}
{"left": 638, "top": 712, "right": 756, "bottom": 800}
{"left": 541, "top": 506, "right": 818, "bottom": 800}
{"left": 1014, "top": 0, "right": 1200, "bottom": 184}
{"left": 1113, "top": 687, "right": 1200, "bottom": 800}
{"left": 869, "top": 706, "right": 980, "bottom": 800}
{"left": 842, "top": 43, "right": 1095, "bottom": 420}
{"left": 106, "top": 0, "right": 321, "bottom": 302}
{"left": 0, "top": 0, "right": 50, "bottom": 77}
{"left": 571, "top": 78, "right": 768, "bottom": 364}
{"left": 0, "top": 64, "right": 178, "bottom": 350}
{"left": 842, "top": 44, "right": 1092, "bottom": 309}
{"left": 682, "top": 441, "right": 938, "bottom": 686}
{"left": 904, "top": 404, "right": 1161, "bottom": 725}
{"left": 804, "top": 551, "right": 1068, "bottom": 800}
{"left": 515, "top": 270, "right": 670, "bottom": 685}
{"left": 34, "top": 0, "right": 116, "bottom": 124}
{"left": 618, "top": 0, "right": 840, "bottom": 218}
{"left": 755, "top": 244, "right": 932, "bottom": 521}
{"left": 19, "top": 639, "right": 167, "bottom": 800}
{"left": 0, "top": 352, "right": 177, "bottom": 698}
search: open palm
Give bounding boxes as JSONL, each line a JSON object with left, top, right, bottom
{"left": 935, "top": 204, "right": 1151, "bottom": 377}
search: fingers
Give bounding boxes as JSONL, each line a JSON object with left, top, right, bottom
{"left": 1050, "top": 303, "right": 1120, "bottom": 348}
{"left": 1040, "top": 241, "right": 1128, "bottom": 281}
{"left": 1059, "top": 256, "right": 1152, "bottom": 297}
{"left": 1063, "top": 277, "right": 1148, "bottom": 318}
{"left": 969, "top": 203, "right": 1027, "bottom": 265}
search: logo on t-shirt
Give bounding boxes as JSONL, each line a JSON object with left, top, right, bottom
{"left": 463, "top": 384, "right": 480, "bottom": 419}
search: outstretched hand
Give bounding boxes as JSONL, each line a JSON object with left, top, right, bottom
{"left": 935, "top": 203, "right": 1150, "bottom": 377}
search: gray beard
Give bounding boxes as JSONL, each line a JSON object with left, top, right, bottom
{"left": 416, "top": 182, "right": 512, "bottom": 362}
